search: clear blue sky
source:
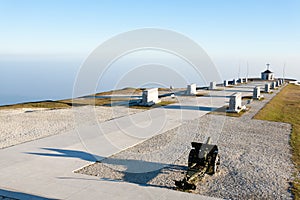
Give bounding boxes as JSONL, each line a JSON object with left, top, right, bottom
{"left": 0, "top": 0, "right": 300, "bottom": 78}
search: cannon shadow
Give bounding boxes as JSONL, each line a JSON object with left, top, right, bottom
{"left": 26, "top": 148, "right": 187, "bottom": 189}
{"left": 0, "top": 188, "right": 54, "bottom": 200}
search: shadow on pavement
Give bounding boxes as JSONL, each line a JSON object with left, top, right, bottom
{"left": 0, "top": 188, "right": 55, "bottom": 200}
{"left": 163, "top": 105, "right": 218, "bottom": 111}
{"left": 26, "top": 148, "right": 187, "bottom": 189}
{"left": 223, "top": 89, "right": 253, "bottom": 93}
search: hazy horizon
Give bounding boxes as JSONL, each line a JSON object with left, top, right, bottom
{"left": 0, "top": 53, "right": 298, "bottom": 106}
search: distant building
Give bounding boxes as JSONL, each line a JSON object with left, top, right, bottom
{"left": 261, "top": 64, "right": 274, "bottom": 80}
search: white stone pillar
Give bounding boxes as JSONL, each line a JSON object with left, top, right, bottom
{"left": 253, "top": 87, "right": 261, "bottom": 100}
{"left": 265, "top": 83, "right": 270, "bottom": 93}
{"left": 186, "top": 84, "right": 197, "bottom": 95}
{"left": 209, "top": 81, "right": 216, "bottom": 90}
{"left": 141, "top": 88, "right": 159, "bottom": 106}
{"left": 224, "top": 80, "right": 228, "bottom": 87}
{"left": 228, "top": 92, "right": 242, "bottom": 112}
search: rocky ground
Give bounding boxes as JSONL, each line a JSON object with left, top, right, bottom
{"left": 77, "top": 88, "right": 294, "bottom": 200}
{"left": 0, "top": 106, "right": 143, "bottom": 149}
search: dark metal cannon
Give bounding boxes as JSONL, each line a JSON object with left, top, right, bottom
{"left": 175, "top": 137, "right": 220, "bottom": 190}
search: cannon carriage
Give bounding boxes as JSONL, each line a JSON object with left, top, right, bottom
{"left": 175, "top": 137, "right": 220, "bottom": 190}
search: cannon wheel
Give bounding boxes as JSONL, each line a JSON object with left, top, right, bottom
{"left": 188, "top": 149, "right": 197, "bottom": 167}
{"left": 206, "top": 154, "right": 220, "bottom": 175}
{"left": 213, "top": 154, "right": 220, "bottom": 174}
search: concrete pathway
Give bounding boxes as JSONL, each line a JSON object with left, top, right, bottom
{"left": 0, "top": 82, "right": 269, "bottom": 199}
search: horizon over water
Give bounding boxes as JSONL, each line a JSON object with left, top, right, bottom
{"left": 0, "top": 54, "right": 298, "bottom": 106}
{"left": 0, "top": 57, "right": 80, "bottom": 106}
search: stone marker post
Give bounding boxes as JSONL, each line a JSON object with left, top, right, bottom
{"left": 233, "top": 79, "right": 237, "bottom": 85}
{"left": 224, "top": 80, "right": 228, "bottom": 87}
{"left": 265, "top": 83, "right": 270, "bottom": 93}
{"left": 228, "top": 92, "right": 242, "bottom": 112}
{"left": 271, "top": 81, "right": 276, "bottom": 89}
{"left": 253, "top": 86, "right": 261, "bottom": 100}
{"left": 141, "top": 88, "right": 159, "bottom": 106}
{"left": 209, "top": 81, "right": 216, "bottom": 90}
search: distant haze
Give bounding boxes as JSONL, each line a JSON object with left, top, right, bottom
{"left": 0, "top": 52, "right": 298, "bottom": 106}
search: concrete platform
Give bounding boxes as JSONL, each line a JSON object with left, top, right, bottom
{"left": 0, "top": 82, "right": 270, "bottom": 199}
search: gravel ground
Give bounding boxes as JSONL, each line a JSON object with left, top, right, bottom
{"left": 77, "top": 86, "right": 294, "bottom": 199}
{"left": 0, "top": 106, "right": 143, "bottom": 149}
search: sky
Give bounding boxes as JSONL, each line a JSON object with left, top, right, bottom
{"left": 0, "top": 0, "right": 299, "bottom": 104}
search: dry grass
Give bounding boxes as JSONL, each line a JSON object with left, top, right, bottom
{"left": 254, "top": 84, "right": 300, "bottom": 200}
{"left": 0, "top": 101, "right": 71, "bottom": 110}
{"left": 61, "top": 97, "right": 134, "bottom": 107}
{"left": 196, "top": 92, "right": 209, "bottom": 97}
{"left": 0, "top": 97, "right": 136, "bottom": 110}
{"left": 95, "top": 87, "right": 143, "bottom": 96}
{"left": 158, "top": 88, "right": 172, "bottom": 92}
{"left": 209, "top": 106, "right": 249, "bottom": 117}
{"left": 0, "top": 87, "right": 177, "bottom": 110}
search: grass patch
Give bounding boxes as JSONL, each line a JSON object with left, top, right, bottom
{"left": 0, "top": 100, "right": 71, "bottom": 110}
{"left": 262, "top": 91, "right": 274, "bottom": 94}
{"left": 242, "top": 96, "right": 252, "bottom": 100}
{"left": 209, "top": 106, "right": 249, "bottom": 117}
{"left": 254, "top": 84, "right": 300, "bottom": 199}
{"left": 95, "top": 87, "right": 143, "bottom": 96}
{"left": 0, "top": 97, "right": 135, "bottom": 110}
{"left": 158, "top": 88, "right": 172, "bottom": 92}
{"left": 196, "top": 92, "right": 209, "bottom": 97}
{"left": 0, "top": 86, "right": 176, "bottom": 111}
{"left": 61, "top": 97, "right": 134, "bottom": 107}
{"left": 241, "top": 96, "right": 265, "bottom": 101}
{"left": 155, "top": 100, "right": 177, "bottom": 106}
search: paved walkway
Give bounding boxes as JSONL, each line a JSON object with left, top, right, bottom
{"left": 0, "top": 82, "right": 269, "bottom": 199}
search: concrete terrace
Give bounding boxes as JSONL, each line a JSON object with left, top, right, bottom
{"left": 0, "top": 81, "right": 283, "bottom": 199}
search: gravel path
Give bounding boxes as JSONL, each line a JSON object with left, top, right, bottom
{"left": 0, "top": 106, "right": 143, "bottom": 149}
{"left": 77, "top": 86, "right": 294, "bottom": 199}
